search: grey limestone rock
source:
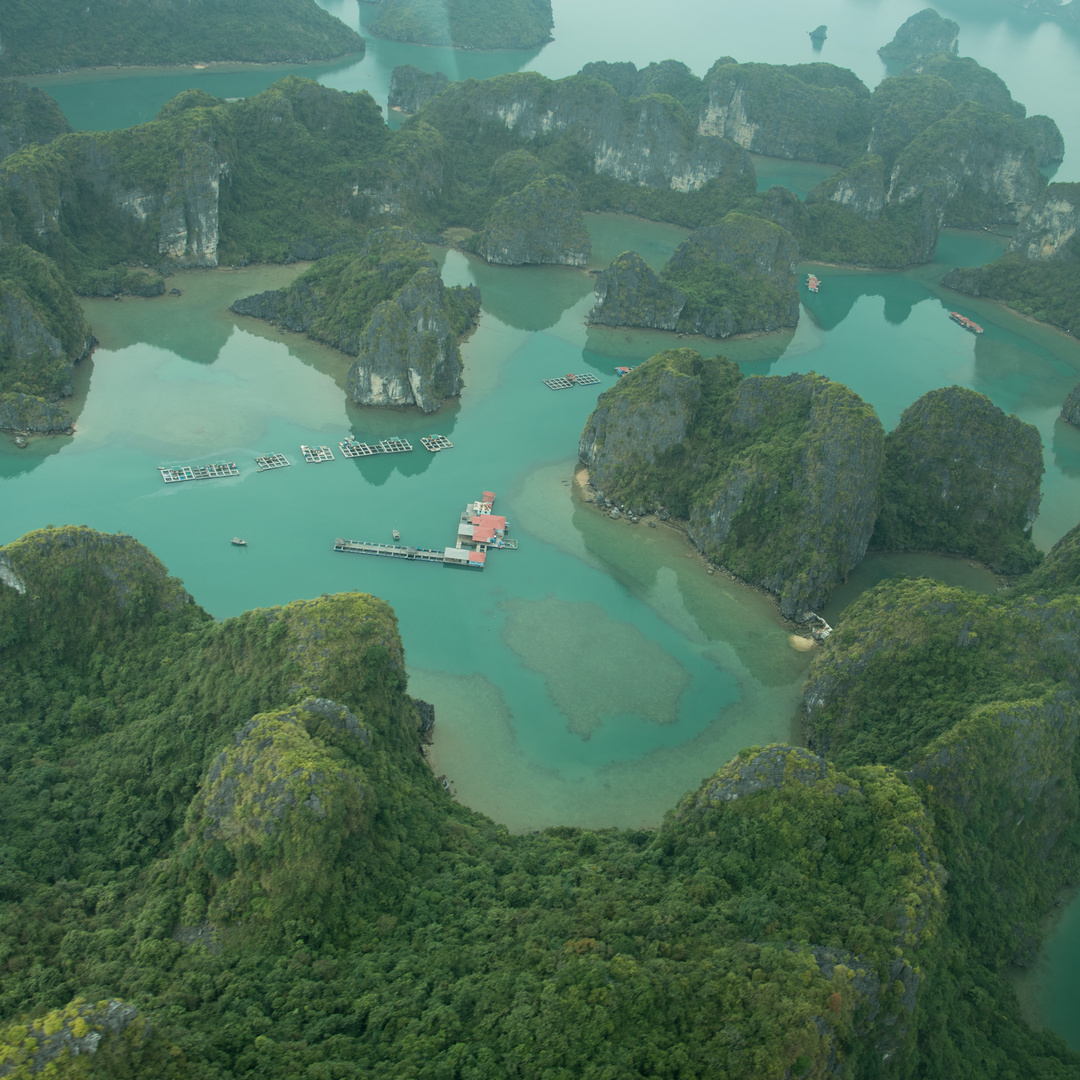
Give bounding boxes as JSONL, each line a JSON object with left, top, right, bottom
{"left": 431, "top": 72, "right": 756, "bottom": 194}
{"left": 664, "top": 214, "right": 801, "bottom": 337}
{"left": 807, "top": 154, "right": 885, "bottom": 220}
{"left": 698, "top": 59, "right": 871, "bottom": 164}
{"left": 388, "top": 65, "right": 450, "bottom": 115}
{"left": 347, "top": 267, "right": 473, "bottom": 412}
{"left": 887, "top": 102, "right": 1045, "bottom": 227}
{"left": 1064, "top": 381, "right": 1080, "bottom": 427}
{"left": 878, "top": 8, "right": 960, "bottom": 66}
{"left": 0, "top": 393, "right": 74, "bottom": 435}
{"left": 587, "top": 251, "right": 685, "bottom": 330}
{"left": 473, "top": 174, "right": 591, "bottom": 267}
{"left": 1008, "top": 182, "right": 1080, "bottom": 262}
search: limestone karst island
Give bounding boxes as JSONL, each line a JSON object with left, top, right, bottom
{"left": 3, "top": 1, "right": 1080, "bottom": 1078}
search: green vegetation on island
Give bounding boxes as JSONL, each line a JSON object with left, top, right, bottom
{"left": 469, "top": 174, "right": 591, "bottom": 266}
{"left": 871, "top": 386, "right": 1044, "bottom": 573}
{"left": 0, "top": 0, "right": 363, "bottom": 77}
{"left": 942, "top": 182, "right": 1080, "bottom": 335}
{"left": 0, "top": 244, "right": 94, "bottom": 432}
{"left": 589, "top": 213, "right": 800, "bottom": 336}
{"left": 877, "top": 9, "right": 959, "bottom": 66}
{"left": 370, "top": 0, "right": 553, "bottom": 50}
{"left": 0, "top": 525, "right": 1028, "bottom": 1079}
{"left": 579, "top": 349, "right": 885, "bottom": 616}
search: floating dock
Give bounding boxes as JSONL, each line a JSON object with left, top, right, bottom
{"left": 159, "top": 461, "right": 239, "bottom": 483}
{"left": 615, "top": 366, "right": 636, "bottom": 377}
{"left": 421, "top": 435, "right": 454, "bottom": 452}
{"left": 339, "top": 436, "right": 414, "bottom": 457}
{"left": 333, "top": 539, "right": 485, "bottom": 569}
{"left": 340, "top": 438, "right": 378, "bottom": 458}
{"left": 544, "top": 373, "right": 602, "bottom": 390}
{"left": 255, "top": 452, "right": 291, "bottom": 471}
{"left": 301, "top": 445, "right": 335, "bottom": 463}
{"left": 333, "top": 490, "right": 518, "bottom": 572}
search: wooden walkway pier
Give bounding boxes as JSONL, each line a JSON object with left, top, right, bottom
{"left": 256, "top": 452, "right": 291, "bottom": 471}
{"left": 543, "top": 373, "right": 601, "bottom": 390}
{"left": 333, "top": 539, "right": 485, "bottom": 570}
{"left": 159, "top": 461, "right": 240, "bottom": 483}
{"left": 301, "top": 445, "right": 335, "bottom": 463}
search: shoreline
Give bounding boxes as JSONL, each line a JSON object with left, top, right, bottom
{"left": 12, "top": 52, "right": 364, "bottom": 85}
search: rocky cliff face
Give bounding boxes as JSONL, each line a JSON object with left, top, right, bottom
{"left": 580, "top": 351, "right": 885, "bottom": 616}
{"left": 698, "top": 60, "right": 871, "bottom": 164}
{"left": 887, "top": 101, "right": 1045, "bottom": 226}
{"left": 1023, "top": 114, "right": 1066, "bottom": 168}
{"left": 1064, "top": 380, "right": 1080, "bottom": 427}
{"left": 472, "top": 174, "right": 591, "bottom": 266}
{"left": 579, "top": 349, "right": 704, "bottom": 488}
{"left": 806, "top": 154, "right": 885, "bottom": 220}
{"left": 347, "top": 267, "right": 478, "bottom": 413}
{"left": 878, "top": 8, "right": 960, "bottom": 65}
{"left": 0, "top": 392, "right": 73, "bottom": 435}
{"left": 872, "top": 385, "right": 1043, "bottom": 572}
{"left": 1, "top": 121, "right": 230, "bottom": 268}
{"left": 590, "top": 214, "right": 799, "bottom": 338}
{"left": 687, "top": 373, "right": 884, "bottom": 616}
{"left": 666, "top": 214, "right": 800, "bottom": 336}
{"left": 1007, "top": 182, "right": 1080, "bottom": 262}
{"left": 587, "top": 251, "right": 686, "bottom": 330}
{"left": 422, "top": 72, "right": 755, "bottom": 194}
{"left": 0, "top": 245, "right": 95, "bottom": 429}
{"left": 388, "top": 65, "right": 450, "bottom": 115}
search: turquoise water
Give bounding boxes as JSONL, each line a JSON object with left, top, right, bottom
{"left": 8, "top": 0, "right": 1080, "bottom": 1035}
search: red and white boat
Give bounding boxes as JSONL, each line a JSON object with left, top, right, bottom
{"left": 949, "top": 311, "right": 983, "bottom": 334}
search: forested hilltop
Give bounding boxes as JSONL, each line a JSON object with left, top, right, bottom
{"left": 1, "top": 525, "right": 1079, "bottom": 1078}
{"left": 0, "top": 0, "right": 363, "bottom": 76}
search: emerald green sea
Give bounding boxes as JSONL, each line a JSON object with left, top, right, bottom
{"left": 8, "top": 0, "right": 1080, "bottom": 1044}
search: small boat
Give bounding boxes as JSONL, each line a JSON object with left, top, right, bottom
{"left": 806, "top": 273, "right": 820, "bottom": 293}
{"left": 231, "top": 537, "right": 247, "bottom": 546}
{"left": 392, "top": 529, "right": 401, "bottom": 541}
{"left": 949, "top": 311, "right": 984, "bottom": 334}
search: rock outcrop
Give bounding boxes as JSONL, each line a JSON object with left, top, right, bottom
{"left": 580, "top": 350, "right": 885, "bottom": 616}
{"left": 1023, "top": 114, "right": 1066, "bottom": 168}
{"left": 346, "top": 267, "right": 479, "bottom": 412}
{"left": 233, "top": 228, "right": 478, "bottom": 413}
{"left": 1023, "top": 519, "right": 1080, "bottom": 593}
{"left": 806, "top": 154, "right": 885, "bottom": 220}
{"left": 0, "top": 82, "right": 71, "bottom": 162}
{"left": 417, "top": 72, "right": 756, "bottom": 195}
{"left": 587, "top": 251, "right": 686, "bottom": 331}
{"left": 0, "top": 245, "right": 95, "bottom": 429}
{"left": 1064, "top": 381, "right": 1080, "bottom": 427}
{"left": 698, "top": 59, "right": 872, "bottom": 164}
{"left": 472, "top": 174, "right": 591, "bottom": 266}
{"left": 1007, "top": 182, "right": 1080, "bottom": 262}
{"left": 878, "top": 8, "right": 960, "bottom": 66}
{"left": 589, "top": 214, "right": 799, "bottom": 338}
{"left": 887, "top": 101, "right": 1045, "bottom": 227}
{"left": 388, "top": 65, "right": 450, "bottom": 115}
{"left": 872, "top": 385, "right": 1043, "bottom": 572}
